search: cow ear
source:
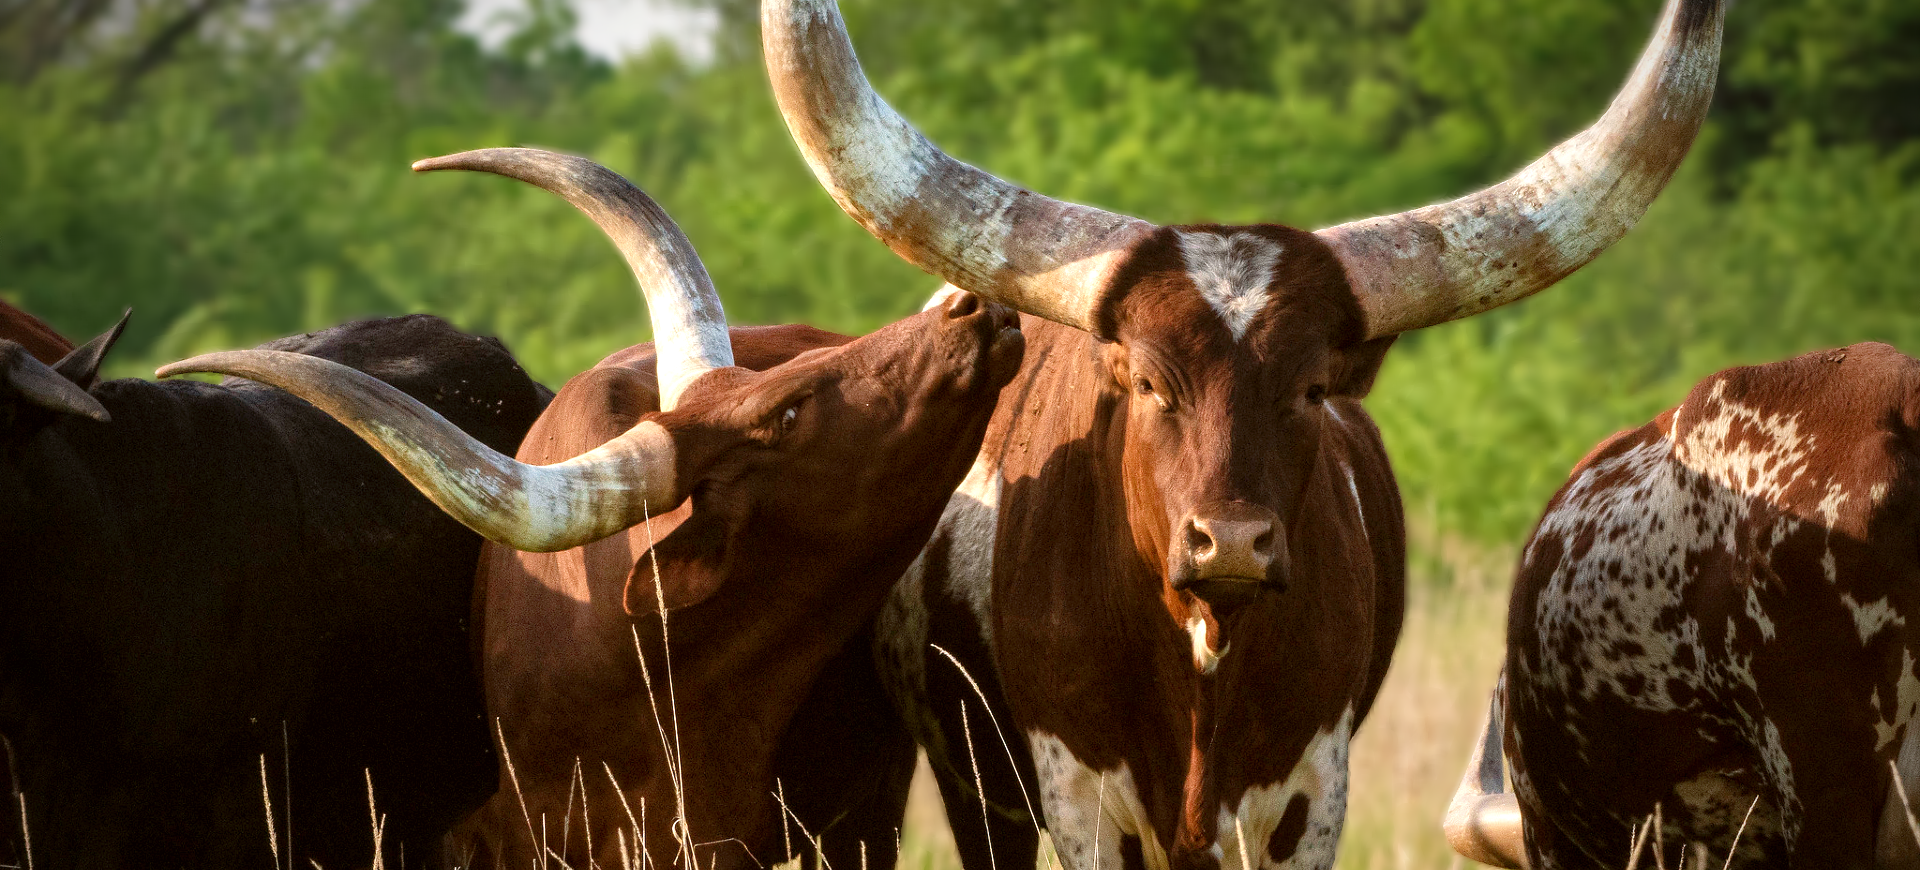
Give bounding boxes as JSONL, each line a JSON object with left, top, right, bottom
{"left": 53, "top": 308, "right": 131, "bottom": 390}
{"left": 1333, "top": 335, "right": 1397, "bottom": 399}
{"left": 623, "top": 495, "right": 742, "bottom": 616}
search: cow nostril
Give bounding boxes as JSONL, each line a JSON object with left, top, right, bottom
{"left": 1186, "top": 522, "right": 1214, "bottom": 559}
{"left": 946, "top": 292, "right": 980, "bottom": 318}
{"left": 1253, "top": 528, "right": 1274, "bottom": 554}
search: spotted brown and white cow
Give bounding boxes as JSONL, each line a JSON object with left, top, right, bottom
{"left": 759, "top": 0, "right": 1725, "bottom": 867}
{"left": 1446, "top": 342, "right": 1920, "bottom": 870}
{"left": 168, "top": 148, "right": 1023, "bottom": 870}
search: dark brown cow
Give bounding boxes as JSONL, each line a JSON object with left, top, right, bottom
{"left": 1446, "top": 342, "right": 1920, "bottom": 870}
{"left": 8, "top": 311, "right": 546, "bottom": 869}
{"left": 0, "top": 298, "right": 74, "bottom": 364}
{"left": 167, "top": 148, "right": 1024, "bottom": 870}
{"left": 759, "top": 0, "right": 1724, "bottom": 867}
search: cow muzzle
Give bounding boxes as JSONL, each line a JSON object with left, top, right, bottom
{"left": 936, "top": 290, "right": 1024, "bottom": 388}
{"left": 1169, "top": 501, "right": 1286, "bottom": 615}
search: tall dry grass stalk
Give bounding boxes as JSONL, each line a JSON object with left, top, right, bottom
{"left": 366, "top": 769, "right": 388, "bottom": 870}
{"left": 636, "top": 499, "right": 695, "bottom": 870}
{"left": 4, "top": 733, "right": 31, "bottom": 870}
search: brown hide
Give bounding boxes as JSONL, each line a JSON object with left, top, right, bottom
{"left": 886, "top": 227, "right": 1406, "bottom": 870}
{"left": 1502, "top": 342, "right": 1920, "bottom": 869}
{"left": 459, "top": 304, "right": 1023, "bottom": 870}
{"left": 0, "top": 299, "right": 75, "bottom": 364}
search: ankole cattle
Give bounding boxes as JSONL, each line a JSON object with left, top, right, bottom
{"left": 760, "top": 0, "right": 1725, "bottom": 867}
{"left": 166, "top": 148, "right": 1025, "bottom": 870}
{"left": 3, "top": 312, "right": 546, "bottom": 869}
{"left": 0, "top": 298, "right": 74, "bottom": 364}
{"left": 1447, "top": 343, "right": 1920, "bottom": 870}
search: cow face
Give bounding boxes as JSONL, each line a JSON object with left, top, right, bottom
{"left": 1097, "top": 226, "right": 1391, "bottom": 622}
{"left": 629, "top": 292, "right": 1025, "bottom": 614}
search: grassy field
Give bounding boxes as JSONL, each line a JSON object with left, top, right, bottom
{"left": 891, "top": 526, "right": 1517, "bottom": 870}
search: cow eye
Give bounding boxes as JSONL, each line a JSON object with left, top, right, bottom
{"left": 759, "top": 397, "right": 806, "bottom": 445}
{"left": 1134, "top": 377, "right": 1173, "bottom": 412}
{"left": 1305, "top": 385, "right": 1328, "bottom": 405}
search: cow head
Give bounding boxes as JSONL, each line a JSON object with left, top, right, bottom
{"left": 621, "top": 289, "right": 1022, "bottom": 614}
{"left": 1094, "top": 226, "right": 1394, "bottom": 617}
{"left": 0, "top": 310, "right": 128, "bottom": 433}
{"left": 762, "top": 0, "right": 1722, "bottom": 625}
{"left": 161, "top": 149, "right": 1023, "bottom": 616}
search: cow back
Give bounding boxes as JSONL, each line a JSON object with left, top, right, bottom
{"left": 0, "top": 314, "right": 546, "bottom": 868}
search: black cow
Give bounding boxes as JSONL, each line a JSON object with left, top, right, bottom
{"left": 0, "top": 313, "right": 546, "bottom": 869}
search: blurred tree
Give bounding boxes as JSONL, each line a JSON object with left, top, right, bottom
{"left": 0, "top": 0, "right": 1914, "bottom": 545}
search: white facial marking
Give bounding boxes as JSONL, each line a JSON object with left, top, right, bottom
{"left": 1215, "top": 706, "right": 1354, "bottom": 870}
{"left": 1030, "top": 732, "right": 1167, "bottom": 870}
{"left": 1176, "top": 231, "right": 1282, "bottom": 342}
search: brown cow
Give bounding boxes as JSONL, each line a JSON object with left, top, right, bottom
{"left": 759, "top": 0, "right": 1724, "bottom": 867}
{"left": 0, "top": 298, "right": 75, "bottom": 364}
{"left": 165, "top": 148, "right": 1024, "bottom": 870}
{"left": 1446, "top": 342, "right": 1920, "bottom": 870}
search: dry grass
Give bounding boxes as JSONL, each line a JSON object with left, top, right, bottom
{"left": 893, "top": 527, "right": 1517, "bottom": 870}
{"left": 1337, "top": 528, "right": 1514, "bottom": 870}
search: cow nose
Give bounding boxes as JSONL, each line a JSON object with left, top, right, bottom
{"left": 1170, "top": 502, "right": 1285, "bottom": 615}
{"left": 1187, "top": 514, "right": 1274, "bottom": 577}
{"left": 944, "top": 290, "right": 981, "bottom": 318}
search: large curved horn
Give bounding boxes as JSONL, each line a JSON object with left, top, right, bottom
{"left": 762, "top": 0, "right": 1151, "bottom": 336}
{"left": 412, "top": 147, "right": 733, "bottom": 409}
{"left": 157, "top": 350, "right": 677, "bottom": 553}
{"left": 1444, "top": 689, "right": 1529, "bottom": 869}
{"left": 1320, "top": 0, "right": 1724, "bottom": 339}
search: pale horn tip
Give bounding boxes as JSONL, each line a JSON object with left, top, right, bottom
{"left": 157, "top": 351, "right": 241, "bottom": 380}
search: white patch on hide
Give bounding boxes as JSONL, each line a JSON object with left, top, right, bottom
{"left": 1671, "top": 772, "right": 1781, "bottom": 864}
{"left": 1874, "top": 650, "right": 1920, "bottom": 753}
{"left": 1214, "top": 706, "right": 1354, "bottom": 870}
{"left": 1845, "top": 594, "right": 1908, "bottom": 645}
{"left": 876, "top": 455, "right": 1002, "bottom": 760}
{"left": 1176, "top": 231, "right": 1282, "bottom": 342}
{"left": 1029, "top": 732, "right": 1167, "bottom": 870}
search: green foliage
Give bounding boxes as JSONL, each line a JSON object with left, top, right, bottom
{"left": 1, "top": 0, "right": 1913, "bottom": 547}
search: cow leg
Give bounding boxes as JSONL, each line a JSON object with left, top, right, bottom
{"left": 930, "top": 752, "right": 1042, "bottom": 870}
{"left": 913, "top": 672, "right": 1043, "bottom": 870}
{"left": 777, "top": 622, "right": 919, "bottom": 870}
{"left": 873, "top": 458, "right": 1041, "bottom": 870}
{"left": 1781, "top": 771, "right": 1880, "bottom": 870}
{"left": 1765, "top": 724, "right": 1884, "bottom": 869}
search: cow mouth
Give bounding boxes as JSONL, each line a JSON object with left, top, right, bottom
{"left": 1178, "top": 576, "right": 1284, "bottom": 613}
{"left": 987, "top": 321, "right": 1025, "bottom": 384}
